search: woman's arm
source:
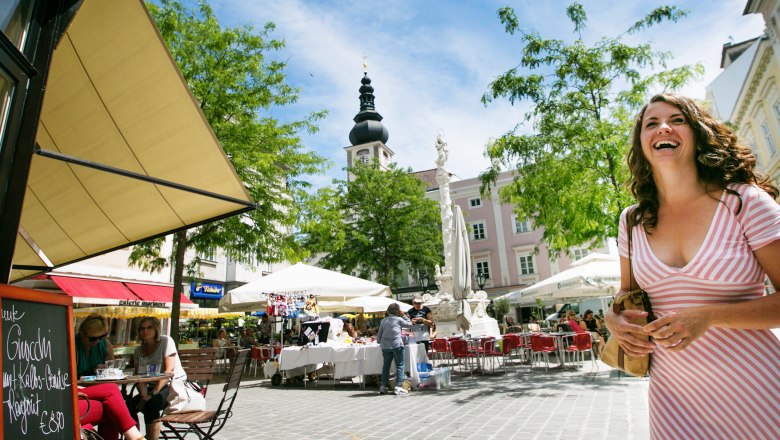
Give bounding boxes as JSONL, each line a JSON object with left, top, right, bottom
{"left": 643, "top": 240, "right": 780, "bottom": 352}
{"left": 151, "top": 353, "right": 176, "bottom": 394}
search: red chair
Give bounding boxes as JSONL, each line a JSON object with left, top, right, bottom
{"left": 249, "top": 346, "right": 271, "bottom": 377}
{"left": 449, "top": 339, "right": 476, "bottom": 376}
{"left": 566, "top": 333, "right": 596, "bottom": 369}
{"left": 530, "top": 334, "right": 557, "bottom": 371}
{"left": 478, "top": 337, "right": 502, "bottom": 373}
{"left": 430, "top": 338, "right": 452, "bottom": 366}
{"left": 517, "top": 333, "right": 533, "bottom": 363}
{"left": 501, "top": 334, "right": 520, "bottom": 367}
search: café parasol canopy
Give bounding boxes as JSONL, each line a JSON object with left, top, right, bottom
{"left": 451, "top": 205, "right": 473, "bottom": 331}
{"left": 219, "top": 263, "right": 391, "bottom": 313}
{"left": 343, "top": 296, "right": 413, "bottom": 314}
{"left": 501, "top": 253, "right": 621, "bottom": 306}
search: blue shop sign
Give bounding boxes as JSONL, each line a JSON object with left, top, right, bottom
{"left": 191, "top": 281, "right": 224, "bottom": 299}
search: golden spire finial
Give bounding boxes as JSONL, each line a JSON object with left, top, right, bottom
{"left": 362, "top": 54, "right": 368, "bottom": 73}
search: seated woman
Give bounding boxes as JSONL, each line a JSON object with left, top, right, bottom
{"left": 75, "top": 314, "right": 115, "bottom": 378}
{"left": 128, "top": 317, "right": 188, "bottom": 440}
{"left": 343, "top": 320, "right": 358, "bottom": 339}
{"left": 563, "top": 310, "right": 587, "bottom": 333}
{"left": 239, "top": 328, "right": 256, "bottom": 348}
{"left": 212, "top": 328, "right": 235, "bottom": 357}
{"left": 79, "top": 383, "right": 143, "bottom": 440}
{"left": 428, "top": 321, "right": 438, "bottom": 339}
{"left": 580, "top": 309, "right": 605, "bottom": 356}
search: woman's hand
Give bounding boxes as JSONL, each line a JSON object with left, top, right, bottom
{"left": 604, "top": 308, "right": 653, "bottom": 356}
{"left": 643, "top": 308, "right": 712, "bottom": 352}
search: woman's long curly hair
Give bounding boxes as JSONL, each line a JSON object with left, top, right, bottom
{"left": 626, "top": 93, "right": 778, "bottom": 231}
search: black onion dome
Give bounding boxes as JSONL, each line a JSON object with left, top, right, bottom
{"left": 349, "top": 73, "right": 389, "bottom": 145}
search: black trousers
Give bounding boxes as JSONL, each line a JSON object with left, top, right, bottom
{"left": 127, "top": 385, "right": 171, "bottom": 424}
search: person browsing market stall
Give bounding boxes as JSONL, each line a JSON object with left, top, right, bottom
{"left": 75, "top": 314, "right": 116, "bottom": 378}
{"left": 604, "top": 93, "right": 780, "bottom": 439}
{"left": 129, "top": 317, "right": 189, "bottom": 440}
{"left": 377, "top": 303, "right": 412, "bottom": 395}
{"left": 407, "top": 295, "right": 433, "bottom": 349}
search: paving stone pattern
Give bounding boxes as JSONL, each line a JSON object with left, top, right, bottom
{"left": 207, "top": 360, "right": 649, "bottom": 440}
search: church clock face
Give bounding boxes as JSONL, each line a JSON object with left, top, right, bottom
{"left": 357, "top": 149, "right": 370, "bottom": 163}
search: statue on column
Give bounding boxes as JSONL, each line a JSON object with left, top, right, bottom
{"left": 425, "top": 132, "right": 500, "bottom": 337}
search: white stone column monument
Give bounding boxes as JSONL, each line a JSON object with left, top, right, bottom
{"left": 422, "top": 132, "right": 500, "bottom": 338}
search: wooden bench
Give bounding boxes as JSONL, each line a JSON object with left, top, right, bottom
{"left": 178, "top": 348, "right": 218, "bottom": 396}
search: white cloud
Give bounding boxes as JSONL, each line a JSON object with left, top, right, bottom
{"left": 212, "top": 0, "right": 767, "bottom": 185}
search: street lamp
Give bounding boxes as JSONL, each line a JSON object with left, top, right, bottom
{"left": 420, "top": 271, "right": 430, "bottom": 294}
{"left": 476, "top": 271, "right": 487, "bottom": 291}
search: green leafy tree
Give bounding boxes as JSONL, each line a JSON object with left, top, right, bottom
{"left": 493, "top": 297, "right": 510, "bottom": 327}
{"left": 480, "top": 3, "right": 703, "bottom": 257}
{"left": 300, "top": 160, "right": 442, "bottom": 288}
{"left": 130, "top": 0, "right": 329, "bottom": 343}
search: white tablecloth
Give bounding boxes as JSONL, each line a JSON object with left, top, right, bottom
{"left": 279, "top": 343, "right": 429, "bottom": 385}
{"left": 279, "top": 344, "right": 364, "bottom": 370}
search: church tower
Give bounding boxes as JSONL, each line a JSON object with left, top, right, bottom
{"left": 345, "top": 64, "right": 394, "bottom": 180}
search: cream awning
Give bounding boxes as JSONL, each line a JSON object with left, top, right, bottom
{"left": 11, "top": 0, "right": 253, "bottom": 281}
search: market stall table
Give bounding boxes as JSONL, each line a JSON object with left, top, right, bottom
{"left": 279, "top": 343, "right": 429, "bottom": 387}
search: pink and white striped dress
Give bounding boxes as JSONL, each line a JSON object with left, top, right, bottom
{"left": 619, "top": 183, "right": 780, "bottom": 440}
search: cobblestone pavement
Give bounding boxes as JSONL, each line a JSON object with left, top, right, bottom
{"left": 204, "top": 359, "right": 649, "bottom": 440}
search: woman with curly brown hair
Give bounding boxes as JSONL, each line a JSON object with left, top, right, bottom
{"left": 605, "top": 94, "right": 780, "bottom": 439}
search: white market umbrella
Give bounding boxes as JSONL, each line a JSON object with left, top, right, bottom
{"left": 451, "top": 205, "right": 473, "bottom": 331}
{"left": 219, "top": 263, "right": 391, "bottom": 312}
{"left": 343, "top": 296, "right": 413, "bottom": 314}
{"left": 504, "top": 253, "right": 620, "bottom": 306}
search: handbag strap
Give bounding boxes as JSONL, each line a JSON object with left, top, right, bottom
{"left": 618, "top": 215, "right": 635, "bottom": 371}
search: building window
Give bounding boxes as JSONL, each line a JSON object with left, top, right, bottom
{"left": 198, "top": 248, "right": 216, "bottom": 262}
{"left": 518, "top": 255, "right": 536, "bottom": 275}
{"left": 773, "top": 99, "right": 780, "bottom": 123}
{"left": 468, "top": 197, "right": 482, "bottom": 208}
{"left": 471, "top": 222, "right": 486, "bottom": 240}
{"left": 572, "top": 248, "right": 590, "bottom": 261}
{"left": 2, "top": 0, "right": 35, "bottom": 50}
{"left": 761, "top": 121, "right": 777, "bottom": 156}
{"left": 513, "top": 216, "right": 530, "bottom": 234}
{"left": 475, "top": 260, "right": 490, "bottom": 279}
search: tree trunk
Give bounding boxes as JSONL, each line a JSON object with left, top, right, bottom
{"left": 170, "top": 229, "right": 188, "bottom": 348}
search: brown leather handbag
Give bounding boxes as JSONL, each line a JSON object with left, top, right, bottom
{"left": 601, "top": 289, "right": 656, "bottom": 376}
{"left": 601, "top": 220, "right": 656, "bottom": 377}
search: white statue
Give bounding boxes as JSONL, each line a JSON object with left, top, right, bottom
{"left": 426, "top": 132, "right": 500, "bottom": 338}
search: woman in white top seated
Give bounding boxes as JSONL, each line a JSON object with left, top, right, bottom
{"left": 129, "top": 317, "right": 187, "bottom": 440}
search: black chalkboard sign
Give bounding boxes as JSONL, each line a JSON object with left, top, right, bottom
{"left": 1, "top": 284, "right": 79, "bottom": 439}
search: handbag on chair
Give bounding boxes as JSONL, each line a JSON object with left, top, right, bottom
{"left": 601, "top": 216, "right": 657, "bottom": 377}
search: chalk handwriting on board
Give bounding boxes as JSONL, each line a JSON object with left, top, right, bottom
{"left": 3, "top": 299, "right": 73, "bottom": 438}
{"left": 2, "top": 303, "right": 25, "bottom": 323}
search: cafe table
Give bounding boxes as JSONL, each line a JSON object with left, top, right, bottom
{"left": 546, "top": 332, "right": 576, "bottom": 368}
{"left": 78, "top": 372, "right": 174, "bottom": 397}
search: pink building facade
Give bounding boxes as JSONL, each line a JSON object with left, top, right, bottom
{"left": 420, "top": 170, "right": 610, "bottom": 298}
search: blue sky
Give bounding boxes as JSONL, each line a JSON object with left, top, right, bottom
{"left": 196, "top": 0, "right": 764, "bottom": 187}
